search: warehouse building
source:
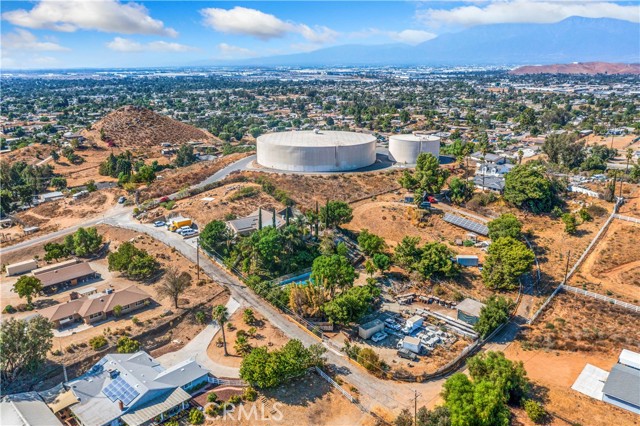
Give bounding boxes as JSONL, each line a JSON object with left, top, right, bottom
{"left": 358, "top": 319, "right": 384, "bottom": 339}
{"left": 388, "top": 133, "right": 440, "bottom": 164}
{"left": 456, "top": 298, "right": 485, "bottom": 325}
{"left": 257, "top": 130, "right": 377, "bottom": 172}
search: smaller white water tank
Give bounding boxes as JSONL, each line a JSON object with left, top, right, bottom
{"left": 389, "top": 133, "right": 440, "bottom": 164}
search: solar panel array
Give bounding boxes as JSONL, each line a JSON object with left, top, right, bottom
{"left": 443, "top": 213, "right": 489, "bottom": 236}
{"left": 103, "top": 375, "right": 139, "bottom": 406}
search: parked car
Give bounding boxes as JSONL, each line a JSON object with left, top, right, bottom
{"left": 176, "top": 226, "right": 192, "bottom": 235}
{"left": 426, "top": 195, "right": 438, "bottom": 203}
{"left": 397, "top": 348, "right": 418, "bottom": 361}
{"left": 182, "top": 229, "right": 197, "bottom": 237}
{"left": 118, "top": 196, "right": 126, "bottom": 204}
{"left": 371, "top": 332, "right": 388, "bottom": 343}
{"left": 158, "top": 196, "right": 169, "bottom": 203}
{"left": 153, "top": 220, "right": 166, "bottom": 227}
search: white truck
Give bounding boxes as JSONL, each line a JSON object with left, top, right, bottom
{"left": 402, "top": 315, "right": 424, "bottom": 334}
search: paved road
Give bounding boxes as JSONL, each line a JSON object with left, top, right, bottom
{"left": 157, "top": 297, "right": 242, "bottom": 378}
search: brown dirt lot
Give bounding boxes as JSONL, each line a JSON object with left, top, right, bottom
{"left": 510, "top": 292, "right": 640, "bottom": 426}
{"left": 238, "top": 169, "right": 403, "bottom": 210}
{"left": 0, "top": 143, "right": 52, "bottom": 165}
{"left": 0, "top": 190, "right": 121, "bottom": 247}
{"left": 144, "top": 182, "right": 284, "bottom": 228}
{"left": 140, "top": 152, "right": 251, "bottom": 201}
{"left": 570, "top": 219, "right": 640, "bottom": 302}
{"left": 583, "top": 134, "right": 637, "bottom": 151}
{"left": 205, "top": 374, "right": 374, "bottom": 426}
{"left": 206, "top": 307, "right": 290, "bottom": 369}
{"left": 487, "top": 195, "right": 612, "bottom": 291}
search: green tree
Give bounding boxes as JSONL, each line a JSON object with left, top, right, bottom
{"left": 482, "top": 237, "right": 534, "bottom": 290}
{"left": 487, "top": 214, "right": 522, "bottom": 241}
{"left": 357, "top": 229, "right": 387, "bottom": 256}
{"left": 504, "top": 164, "right": 561, "bottom": 213}
{"left": 174, "top": 144, "right": 197, "bottom": 167}
{"left": 136, "top": 165, "right": 156, "bottom": 184}
{"left": 542, "top": 133, "right": 585, "bottom": 169}
{"left": 116, "top": 336, "right": 140, "bottom": 353}
{"left": 311, "top": 254, "right": 356, "bottom": 296}
{"left": 85, "top": 180, "right": 97, "bottom": 192}
{"left": 372, "top": 253, "right": 391, "bottom": 274}
{"left": 319, "top": 201, "right": 353, "bottom": 229}
{"left": 448, "top": 177, "right": 475, "bottom": 205}
{"left": 50, "top": 177, "right": 67, "bottom": 190}
{"left": 561, "top": 213, "right": 577, "bottom": 235}
{"left": 417, "top": 406, "right": 451, "bottom": 426}
{"left": 43, "top": 242, "right": 69, "bottom": 262}
{"left": 12, "top": 276, "right": 43, "bottom": 306}
{"left": 0, "top": 316, "right": 53, "bottom": 382}
{"left": 157, "top": 266, "right": 191, "bottom": 308}
{"left": 467, "top": 351, "right": 529, "bottom": 405}
{"left": 416, "top": 242, "right": 459, "bottom": 280}
{"left": 323, "top": 284, "right": 380, "bottom": 326}
{"left": 212, "top": 305, "right": 229, "bottom": 356}
{"left": 399, "top": 153, "right": 449, "bottom": 198}
{"left": 72, "top": 227, "right": 103, "bottom": 257}
{"left": 393, "top": 236, "right": 422, "bottom": 271}
{"left": 113, "top": 305, "right": 123, "bottom": 317}
{"left": 108, "top": 242, "right": 158, "bottom": 280}
{"left": 199, "top": 220, "right": 233, "bottom": 255}
{"left": 474, "top": 296, "right": 514, "bottom": 338}
{"left": 442, "top": 372, "right": 510, "bottom": 426}
{"left": 395, "top": 408, "right": 413, "bottom": 426}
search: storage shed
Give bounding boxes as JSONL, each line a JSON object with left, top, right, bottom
{"left": 6, "top": 259, "right": 38, "bottom": 276}
{"left": 358, "top": 319, "right": 384, "bottom": 339}
{"left": 456, "top": 298, "right": 486, "bottom": 325}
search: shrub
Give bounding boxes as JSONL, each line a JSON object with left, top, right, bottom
{"left": 89, "top": 335, "right": 108, "bottom": 350}
{"left": 116, "top": 336, "right": 140, "bottom": 353}
{"left": 113, "top": 305, "right": 123, "bottom": 317}
{"left": 195, "top": 311, "right": 206, "bottom": 324}
{"left": 207, "top": 392, "right": 218, "bottom": 403}
{"left": 131, "top": 316, "right": 141, "bottom": 326}
{"left": 188, "top": 408, "right": 204, "bottom": 425}
{"left": 243, "top": 387, "right": 258, "bottom": 401}
{"left": 228, "top": 395, "right": 242, "bottom": 405}
{"left": 2, "top": 305, "right": 15, "bottom": 314}
{"left": 523, "top": 399, "right": 546, "bottom": 423}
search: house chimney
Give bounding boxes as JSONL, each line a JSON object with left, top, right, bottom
{"left": 118, "top": 400, "right": 124, "bottom": 411}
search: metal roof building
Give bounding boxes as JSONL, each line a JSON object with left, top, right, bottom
{"left": 257, "top": 130, "right": 376, "bottom": 172}
{"left": 1, "top": 392, "right": 63, "bottom": 426}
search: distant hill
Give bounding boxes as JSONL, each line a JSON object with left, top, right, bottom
{"left": 510, "top": 62, "right": 640, "bottom": 75}
{"left": 85, "top": 106, "right": 211, "bottom": 148}
{"left": 231, "top": 17, "right": 639, "bottom": 66}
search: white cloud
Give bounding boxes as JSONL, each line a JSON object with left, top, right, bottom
{"left": 201, "top": 6, "right": 338, "bottom": 43}
{"left": 3, "top": 0, "right": 177, "bottom": 37}
{"left": 1, "top": 29, "right": 69, "bottom": 51}
{"left": 217, "top": 43, "right": 257, "bottom": 58}
{"left": 106, "top": 37, "right": 195, "bottom": 53}
{"left": 418, "top": 1, "right": 640, "bottom": 27}
{"left": 389, "top": 29, "right": 437, "bottom": 45}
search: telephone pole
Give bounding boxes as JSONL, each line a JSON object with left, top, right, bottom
{"left": 196, "top": 238, "right": 200, "bottom": 282}
{"left": 413, "top": 389, "right": 421, "bottom": 426}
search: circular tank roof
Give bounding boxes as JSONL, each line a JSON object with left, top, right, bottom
{"left": 258, "top": 130, "right": 376, "bottom": 147}
{"left": 389, "top": 134, "right": 440, "bottom": 143}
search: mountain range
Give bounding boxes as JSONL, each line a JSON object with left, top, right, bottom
{"left": 225, "top": 17, "right": 639, "bottom": 67}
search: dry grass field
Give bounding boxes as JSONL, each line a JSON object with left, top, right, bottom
{"left": 570, "top": 219, "right": 640, "bottom": 302}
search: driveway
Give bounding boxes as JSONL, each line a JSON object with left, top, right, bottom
{"left": 157, "top": 297, "right": 242, "bottom": 378}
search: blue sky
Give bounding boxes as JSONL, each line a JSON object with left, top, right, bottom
{"left": 1, "top": 1, "right": 638, "bottom": 69}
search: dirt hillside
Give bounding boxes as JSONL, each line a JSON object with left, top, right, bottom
{"left": 510, "top": 62, "right": 640, "bottom": 75}
{"left": 83, "top": 105, "right": 211, "bottom": 147}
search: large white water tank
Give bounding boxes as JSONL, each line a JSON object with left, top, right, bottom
{"left": 257, "top": 130, "right": 377, "bottom": 172}
{"left": 388, "top": 134, "right": 440, "bottom": 164}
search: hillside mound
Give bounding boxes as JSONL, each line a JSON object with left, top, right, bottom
{"left": 85, "top": 105, "right": 210, "bottom": 147}
{"left": 510, "top": 62, "right": 640, "bottom": 75}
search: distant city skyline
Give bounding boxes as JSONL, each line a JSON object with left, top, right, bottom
{"left": 1, "top": 0, "right": 638, "bottom": 69}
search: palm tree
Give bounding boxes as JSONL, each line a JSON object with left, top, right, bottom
{"left": 212, "top": 305, "right": 229, "bottom": 356}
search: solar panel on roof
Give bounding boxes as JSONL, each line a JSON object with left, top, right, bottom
{"left": 443, "top": 213, "right": 489, "bottom": 236}
{"left": 102, "top": 375, "right": 139, "bottom": 406}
